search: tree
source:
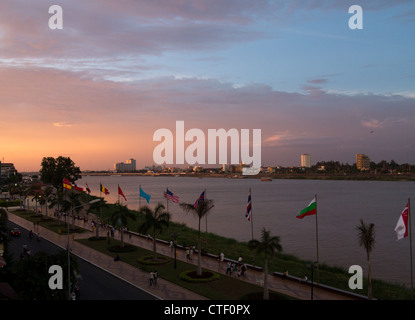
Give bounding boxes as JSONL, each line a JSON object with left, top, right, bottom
{"left": 38, "top": 186, "right": 54, "bottom": 218}
{"left": 138, "top": 203, "right": 170, "bottom": 260}
{"left": 180, "top": 197, "right": 214, "bottom": 276}
{"left": 87, "top": 198, "right": 108, "bottom": 238}
{"left": 40, "top": 156, "right": 81, "bottom": 190}
{"left": 110, "top": 203, "right": 136, "bottom": 247}
{"left": 11, "top": 250, "right": 79, "bottom": 300}
{"left": 356, "top": 219, "right": 375, "bottom": 300}
{"left": 248, "top": 227, "right": 283, "bottom": 300}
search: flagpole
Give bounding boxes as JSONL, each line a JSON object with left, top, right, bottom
{"left": 409, "top": 197, "right": 413, "bottom": 299}
{"left": 166, "top": 188, "right": 169, "bottom": 213}
{"left": 315, "top": 193, "right": 319, "bottom": 282}
{"left": 139, "top": 185, "right": 141, "bottom": 210}
{"left": 250, "top": 188, "right": 254, "bottom": 240}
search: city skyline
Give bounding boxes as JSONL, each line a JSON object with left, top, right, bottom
{"left": 0, "top": 1, "right": 414, "bottom": 172}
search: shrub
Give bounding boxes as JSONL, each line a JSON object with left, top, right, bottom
{"left": 179, "top": 270, "right": 220, "bottom": 283}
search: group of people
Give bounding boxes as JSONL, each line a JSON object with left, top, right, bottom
{"left": 224, "top": 256, "right": 247, "bottom": 278}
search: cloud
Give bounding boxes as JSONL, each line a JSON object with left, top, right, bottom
{"left": 53, "top": 122, "right": 75, "bottom": 128}
{"left": 361, "top": 118, "right": 408, "bottom": 129}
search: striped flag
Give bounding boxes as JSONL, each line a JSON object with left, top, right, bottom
{"left": 296, "top": 197, "right": 317, "bottom": 219}
{"left": 246, "top": 189, "right": 252, "bottom": 221}
{"left": 100, "top": 183, "right": 109, "bottom": 195}
{"left": 86, "top": 183, "right": 91, "bottom": 195}
{"left": 73, "top": 184, "right": 84, "bottom": 192}
{"left": 194, "top": 191, "right": 205, "bottom": 208}
{"left": 63, "top": 179, "right": 72, "bottom": 191}
{"left": 164, "top": 188, "right": 179, "bottom": 203}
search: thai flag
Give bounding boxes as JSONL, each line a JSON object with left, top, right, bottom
{"left": 246, "top": 190, "right": 252, "bottom": 221}
{"left": 194, "top": 191, "right": 205, "bottom": 208}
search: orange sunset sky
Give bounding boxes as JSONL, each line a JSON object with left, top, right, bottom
{"left": 1, "top": 1, "right": 414, "bottom": 172}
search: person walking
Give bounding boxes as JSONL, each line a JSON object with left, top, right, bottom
{"left": 226, "top": 261, "right": 232, "bottom": 275}
{"left": 149, "top": 271, "right": 154, "bottom": 286}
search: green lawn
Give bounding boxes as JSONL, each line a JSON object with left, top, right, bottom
{"left": 77, "top": 236, "right": 293, "bottom": 300}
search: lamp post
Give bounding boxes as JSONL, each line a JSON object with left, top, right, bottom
{"left": 170, "top": 232, "right": 180, "bottom": 269}
{"left": 67, "top": 198, "right": 100, "bottom": 300}
{"left": 306, "top": 261, "right": 318, "bottom": 300}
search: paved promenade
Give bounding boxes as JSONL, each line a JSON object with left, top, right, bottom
{"left": 7, "top": 209, "right": 364, "bottom": 300}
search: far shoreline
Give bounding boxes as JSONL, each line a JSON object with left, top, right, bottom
{"left": 79, "top": 171, "right": 415, "bottom": 182}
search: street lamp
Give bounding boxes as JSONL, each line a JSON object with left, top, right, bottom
{"left": 306, "top": 261, "right": 318, "bottom": 300}
{"left": 67, "top": 198, "right": 100, "bottom": 300}
{"left": 170, "top": 232, "right": 180, "bottom": 269}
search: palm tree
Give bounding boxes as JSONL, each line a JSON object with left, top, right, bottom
{"left": 110, "top": 203, "right": 136, "bottom": 247}
{"left": 356, "top": 219, "right": 375, "bottom": 300}
{"left": 248, "top": 227, "right": 283, "bottom": 300}
{"left": 86, "top": 198, "right": 108, "bottom": 238}
{"left": 180, "top": 197, "right": 215, "bottom": 276}
{"left": 138, "top": 203, "right": 171, "bottom": 260}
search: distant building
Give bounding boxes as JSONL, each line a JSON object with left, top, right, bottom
{"left": 356, "top": 154, "right": 370, "bottom": 171}
{"left": 114, "top": 158, "right": 136, "bottom": 172}
{"left": 1, "top": 162, "right": 17, "bottom": 180}
{"left": 301, "top": 154, "right": 311, "bottom": 168}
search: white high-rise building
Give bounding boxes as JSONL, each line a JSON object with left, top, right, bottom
{"left": 301, "top": 154, "right": 311, "bottom": 168}
{"left": 114, "top": 158, "right": 136, "bottom": 172}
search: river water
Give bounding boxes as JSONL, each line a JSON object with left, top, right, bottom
{"left": 77, "top": 174, "right": 415, "bottom": 287}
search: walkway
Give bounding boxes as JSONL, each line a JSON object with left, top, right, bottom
{"left": 6, "top": 209, "right": 364, "bottom": 300}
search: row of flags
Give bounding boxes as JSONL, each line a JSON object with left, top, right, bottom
{"left": 63, "top": 178, "right": 184, "bottom": 206}
{"left": 65, "top": 177, "right": 411, "bottom": 242}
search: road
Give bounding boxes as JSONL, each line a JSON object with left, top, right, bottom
{"left": 6, "top": 221, "right": 158, "bottom": 300}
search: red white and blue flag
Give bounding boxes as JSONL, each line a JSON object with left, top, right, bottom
{"left": 86, "top": 183, "right": 91, "bottom": 195}
{"left": 246, "top": 189, "right": 252, "bottom": 221}
{"left": 164, "top": 188, "right": 179, "bottom": 203}
{"left": 194, "top": 191, "right": 205, "bottom": 208}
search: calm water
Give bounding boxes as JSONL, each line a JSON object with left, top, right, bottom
{"left": 78, "top": 175, "right": 415, "bottom": 287}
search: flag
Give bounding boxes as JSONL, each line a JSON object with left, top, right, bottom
{"left": 139, "top": 186, "right": 151, "bottom": 204}
{"left": 296, "top": 197, "right": 317, "bottom": 219}
{"left": 118, "top": 185, "right": 127, "bottom": 201}
{"left": 395, "top": 201, "right": 409, "bottom": 240}
{"left": 246, "top": 190, "right": 252, "bottom": 221}
{"left": 73, "top": 184, "right": 84, "bottom": 192}
{"left": 164, "top": 188, "right": 179, "bottom": 203}
{"left": 194, "top": 191, "right": 205, "bottom": 208}
{"left": 86, "top": 183, "right": 91, "bottom": 195}
{"left": 100, "top": 183, "right": 109, "bottom": 195}
{"left": 63, "top": 179, "right": 72, "bottom": 191}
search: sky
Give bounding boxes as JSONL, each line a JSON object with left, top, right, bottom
{"left": 0, "top": 0, "right": 414, "bottom": 172}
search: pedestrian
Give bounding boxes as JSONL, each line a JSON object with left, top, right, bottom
{"left": 149, "top": 271, "right": 154, "bottom": 286}
{"left": 283, "top": 268, "right": 288, "bottom": 279}
{"left": 241, "top": 263, "right": 247, "bottom": 277}
{"left": 233, "top": 263, "right": 238, "bottom": 277}
{"left": 189, "top": 246, "right": 193, "bottom": 261}
{"left": 220, "top": 252, "right": 224, "bottom": 262}
{"left": 153, "top": 270, "right": 158, "bottom": 285}
{"left": 226, "top": 261, "right": 232, "bottom": 275}
{"left": 185, "top": 248, "right": 190, "bottom": 261}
